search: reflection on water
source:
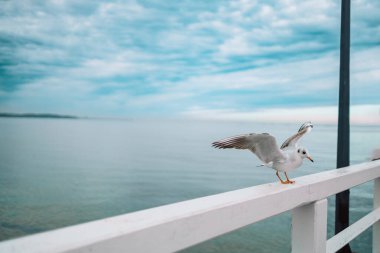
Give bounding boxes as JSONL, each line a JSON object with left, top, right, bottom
{"left": 0, "top": 118, "right": 378, "bottom": 252}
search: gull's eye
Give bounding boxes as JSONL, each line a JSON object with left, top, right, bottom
{"left": 297, "top": 149, "right": 300, "bottom": 153}
{"left": 303, "top": 151, "right": 306, "bottom": 155}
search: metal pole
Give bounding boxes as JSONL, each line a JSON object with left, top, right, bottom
{"left": 335, "top": 0, "right": 351, "bottom": 253}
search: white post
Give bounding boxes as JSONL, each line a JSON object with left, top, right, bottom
{"left": 292, "top": 199, "right": 327, "bottom": 253}
{"left": 374, "top": 178, "right": 380, "bottom": 253}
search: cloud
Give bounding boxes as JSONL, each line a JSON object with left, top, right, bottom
{"left": 190, "top": 0, "right": 340, "bottom": 60}
{"left": 0, "top": 0, "right": 379, "bottom": 122}
{"left": 170, "top": 46, "right": 379, "bottom": 95}
{"left": 182, "top": 104, "right": 380, "bottom": 125}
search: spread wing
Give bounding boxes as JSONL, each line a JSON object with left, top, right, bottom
{"left": 280, "top": 122, "right": 313, "bottom": 150}
{"left": 212, "top": 133, "right": 285, "bottom": 164}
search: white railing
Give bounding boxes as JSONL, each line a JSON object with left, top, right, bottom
{"left": 1, "top": 160, "right": 380, "bottom": 253}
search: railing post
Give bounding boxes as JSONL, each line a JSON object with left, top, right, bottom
{"left": 374, "top": 178, "right": 380, "bottom": 253}
{"left": 292, "top": 199, "right": 327, "bottom": 253}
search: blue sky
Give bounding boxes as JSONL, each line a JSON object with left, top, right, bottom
{"left": 0, "top": 0, "right": 379, "bottom": 123}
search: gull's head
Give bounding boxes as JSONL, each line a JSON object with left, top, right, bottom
{"left": 297, "top": 148, "right": 314, "bottom": 162}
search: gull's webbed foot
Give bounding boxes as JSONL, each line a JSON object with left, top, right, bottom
{"left": 284, "top": 172, "right": 295, "bottom": 184}
{"left": 276, "top": 171, "right": 288, "bottom": 184}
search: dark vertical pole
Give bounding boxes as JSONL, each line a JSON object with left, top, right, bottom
{"left": 335, "top": 0, "right": 351, "bottom": 253}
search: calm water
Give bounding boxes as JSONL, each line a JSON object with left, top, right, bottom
{"left": 0, "top": 118, "right": 379, "bottom": 252}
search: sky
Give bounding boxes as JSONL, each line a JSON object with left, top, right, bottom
{"left": 0, "top": 0, "right": 379, "bottom": 124}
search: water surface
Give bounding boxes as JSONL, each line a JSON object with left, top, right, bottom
{"left": 0, "top": 118, "right": 378, "bottom": 252}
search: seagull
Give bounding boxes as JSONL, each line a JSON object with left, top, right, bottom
{"left": 212, "top": 122, "right": 314, "bottom": 184}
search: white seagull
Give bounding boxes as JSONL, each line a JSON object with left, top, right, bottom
{"left": 212, "top": 122, "right": 314, "bottom": 184}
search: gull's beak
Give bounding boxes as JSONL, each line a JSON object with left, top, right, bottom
{"left": 307, "top": 156, "right": 314, "bottom": 163}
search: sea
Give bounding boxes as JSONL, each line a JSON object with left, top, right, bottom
{"left": 0, "top": 117, "right": 379, "bottom": 253}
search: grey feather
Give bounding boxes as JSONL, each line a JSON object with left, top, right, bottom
{"left": 280, "top": 122, "right": 313, "bottom": 150}
{"left": 212, "top": 133, "right": 285, "bottom": 164}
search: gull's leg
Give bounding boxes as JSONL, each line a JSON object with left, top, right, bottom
{"left": 276, "top": 171, "right": 288, "bottom": 184}
{"left": 284, "top": 172, "right": 295, "bottom": 184}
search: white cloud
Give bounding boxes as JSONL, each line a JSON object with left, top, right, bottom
{"left": 170, "top": 51, "right": 339, "bottom": 94}
{"left": 125, "top": 92, "right": 192, "bottom": 107}
{"left": 1, "top": 0, "right": 379, "bottom": 121}
{"left": 97, "top": 1, "right": 147, "bottom": 19}
{"left": 189, "top": 0, "right": 340, "bottom": 59}
{"left": 170, "top": 46, "right": 379, "bottom": 97}
{"left": 182, "top": 104, "right": 380, "bottom": 125}
{"left": 70, "top": 57, "right": 152, "bottom": 79}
